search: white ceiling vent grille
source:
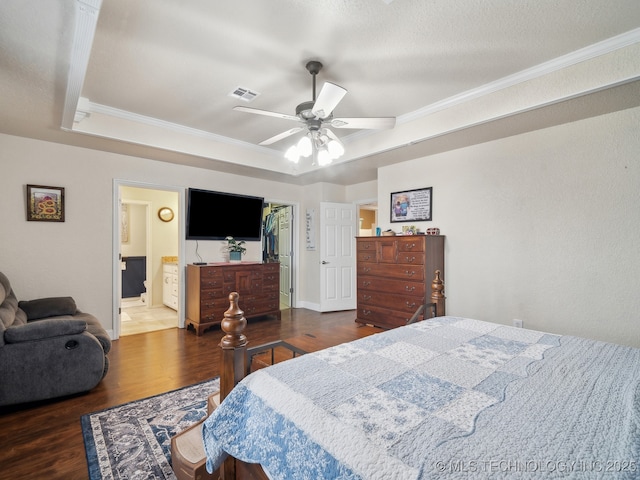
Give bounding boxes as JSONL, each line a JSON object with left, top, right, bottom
{"left": 228, "top": 87, "right": 260, "bottom": 102}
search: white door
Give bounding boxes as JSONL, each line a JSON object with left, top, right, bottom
{"left": 277, "top": 206, "right": 292, "bottom": 307}
{"left": 320, "top": 202, "right": 357, "bottom": 312}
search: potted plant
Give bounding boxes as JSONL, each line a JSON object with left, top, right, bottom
{"left": 225, "top": 236, "right": 246, "bottom": 262}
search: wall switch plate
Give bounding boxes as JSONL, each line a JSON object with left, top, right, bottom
{"left": 513, "top": 319, "right": 523, "bottom": 328}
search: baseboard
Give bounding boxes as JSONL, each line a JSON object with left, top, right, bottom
{"left": 296, "top": 301, "right": 320, "bottom": 311}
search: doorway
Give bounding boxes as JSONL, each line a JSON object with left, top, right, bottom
{"left": 263, "top": 203, "right": 294, "bottom": 310}
{"left": 358, "top": 202, "right": 378, "bottom": 236}
{"left": 113, "top": 182, "right": 182, "bottom": 338}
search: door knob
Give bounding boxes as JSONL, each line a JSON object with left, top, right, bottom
{"left": 321, "top": 260, "right": 330, "bottom": 264}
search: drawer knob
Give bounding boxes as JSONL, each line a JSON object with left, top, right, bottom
{"left": 363, "top": 310, "right": 371, "bottom": 316}
{"left": 364, "top": 267, "right": 371, "bottom": 273}
{"left": 363, "top": 281, "right": 371, "bottom": 287}
{"left": 405, "top": 270, "right": 416, "bottom": 277}
{"left": 405, "top": 285, "right": 415, "bottom": 292}
{"left": 405, "top": 256, "right": 416, "bottom": 263}
{"left": 363, "top": 295, "right": 371, "bottom": 301}
{"left": 405, "top": 301, "right": 416, "bottom": 308}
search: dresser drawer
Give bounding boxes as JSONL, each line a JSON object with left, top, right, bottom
{"left": 357, "top": 240, "right": 378, "bottom": 252}
{"left": 357, "top": 251, "right": 377, "bottom": 263}
{"left": 201, "top": 268, "right": 223, "bottom": 280}
{"left": 262, "top": 280, "right": 278, "bottom": 292}
{"left": 357, "top": 305, "right": 412, "bottom": 329}
{"left": 358, "top": 290, "right": 423, "bottom": 313}
{"left": 200, "top": 296, "right": 229, "bottom": 312}
{"left": 358, "top": 275, "right": 426, "bottom": 296}
{"left": 397, "top": 238, "right": 426, "bottom": 252}
{"left": 163, "top": 264, "right": 179, "bottom": 275}
{"left": 358, "top": 263, "right": 425, "bottom": 281}
{"left": 396, "top": 252, "right": 425, "bottom": 265}
{"left": 262, "top": 263, "right": 279, "bottom": 273}
{"left": 263, "top": 271, "right": 279, "bottom": 283}
{"left": 201, "top": 277, "right": 224, "bottom": 289}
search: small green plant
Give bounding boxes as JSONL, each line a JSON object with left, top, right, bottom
{"left": 225, "top": 236, "right": 247, "bottom": 254}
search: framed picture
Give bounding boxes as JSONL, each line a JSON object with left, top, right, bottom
{"left": 26, "top": 184, "right": 65, "bottom": 222}
{"left": 390, "top": 187, "right": 432, "bottom": 223}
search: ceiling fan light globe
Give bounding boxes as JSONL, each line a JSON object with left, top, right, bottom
{"left": 318, "top": 149, "right": 331, "bottom": 166}
{"left": 285, "top": 145, "right": 300, "bottom": 163}
{"left": 298, "top": 135, "right": 312, "bottom": 157}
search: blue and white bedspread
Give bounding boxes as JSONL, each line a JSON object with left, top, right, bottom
{"left": 202, "top": 316, "right": 640, "bottom": 479}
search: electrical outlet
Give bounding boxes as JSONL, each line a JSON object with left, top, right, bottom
{"left": 513, "top": 319, "right": 523, "bottom": 328}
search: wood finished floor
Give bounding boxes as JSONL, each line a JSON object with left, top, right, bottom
{"left": 0, "top": 308, "right": 382, "bottom": 480}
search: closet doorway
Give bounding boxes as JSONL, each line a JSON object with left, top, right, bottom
{"left": 264, "top": 203, "right": 294, "bottom": 309}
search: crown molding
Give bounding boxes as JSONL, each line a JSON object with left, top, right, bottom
{"left": 397, "top": 27, "right": 640, "bottom": 125}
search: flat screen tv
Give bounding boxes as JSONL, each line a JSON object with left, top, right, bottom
{"left": 186, "top": 188, "right": 264, "bottom": 241}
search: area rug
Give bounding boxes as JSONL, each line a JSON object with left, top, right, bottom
{"left": 82, "top": 378, "right": 220, "bottom": 480}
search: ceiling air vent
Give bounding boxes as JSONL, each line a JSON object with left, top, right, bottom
{"left": 228, "top": 86, "right": 260, "bottom": 102}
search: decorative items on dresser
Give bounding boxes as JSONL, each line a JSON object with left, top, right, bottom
{"left": 356, "top": 235, "right": 445, "bottom": 329}
{"left": 186, "top": 262, "right": 280, "bottom": 336}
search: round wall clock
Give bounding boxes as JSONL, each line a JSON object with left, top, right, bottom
{"left": 158, "top": 207, "right": 174, "bottom": 222}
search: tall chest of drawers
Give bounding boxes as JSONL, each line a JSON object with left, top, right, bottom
{"left": 356, "top": 236, "right": 444, "bottom": 329}
{"left": 186, "top": 262, "right": 280, "bottom": 335}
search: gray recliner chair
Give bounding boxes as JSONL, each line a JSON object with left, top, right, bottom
{"left": 0, "top": 271, "right": 111, "bottom": 407}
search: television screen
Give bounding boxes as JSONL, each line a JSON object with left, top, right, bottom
{"left": 186, "top": 188, "right": 264, "bottom": 241}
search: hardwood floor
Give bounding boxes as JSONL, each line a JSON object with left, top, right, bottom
{"left": 0, "top": 308, "right": 382, "bottom": 480}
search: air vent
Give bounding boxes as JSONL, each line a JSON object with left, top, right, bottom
{"left": 228, "top": 86, "right": 260, "bottom": 102}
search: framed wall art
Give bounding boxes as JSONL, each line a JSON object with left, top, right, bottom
{"left": 390, "top": 187, "right": 432, "bottom": 223}
{"left": 26, "top": 184, "right": 65, "bottom": 222}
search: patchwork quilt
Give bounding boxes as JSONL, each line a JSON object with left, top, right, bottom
{"left": 202, "top": 316, "right": 640, "bottom": 479}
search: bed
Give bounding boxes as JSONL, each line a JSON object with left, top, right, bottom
{"left": 202, "top": 278, "right": 640, "bottom": 479}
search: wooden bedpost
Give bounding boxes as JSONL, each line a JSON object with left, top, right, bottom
{"left": 219, "top": 292, "right": 247, "bottom": 401}
{"left": 219, "top": 292, "right": 247, "bottom": 480}
{"left": 431, "top": 270, "right": 445, "bottom": 317}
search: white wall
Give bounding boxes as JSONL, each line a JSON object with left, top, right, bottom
{"left": 378, "top": 106, "right": 640, "bottom": 347}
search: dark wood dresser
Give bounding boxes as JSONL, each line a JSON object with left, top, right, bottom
{"left": 356, "top": 236, "right": 445, "bottom": 329}
{"left": 186, "top": 262, "right": 280, "bottom": 335}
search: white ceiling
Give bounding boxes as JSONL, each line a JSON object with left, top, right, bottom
{"left": 1, "top": 0, "right": 640, "bottom": 185}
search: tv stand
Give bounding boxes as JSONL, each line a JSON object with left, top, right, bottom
{"left": 186, "top": 262, "right": 281, "bottom": 335}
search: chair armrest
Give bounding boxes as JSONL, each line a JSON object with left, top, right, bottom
{"left": 18, "top": 296, "right": 77, "bottom": 320}
{"left": 4, "top": 319, "right": 87, "bottom": 344}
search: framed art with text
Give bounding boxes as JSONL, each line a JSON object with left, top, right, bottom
{"left": 26, "top": 184, "right": 65, "bottom": 222}
{"left": 390, "top": 187, "right": 432, "bottom": 223}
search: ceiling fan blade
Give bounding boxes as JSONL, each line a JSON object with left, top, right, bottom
{"left": 259, "top": 127, "right": 304, "bottom": 146}
{"left": 234, "top": 106, "right": 300, "bottom": 122}
{"left": 312, "top": 82, "right": 347, "bottom": 119}
{"left": 330, "top": 117, "right": 396, "bottom": 129}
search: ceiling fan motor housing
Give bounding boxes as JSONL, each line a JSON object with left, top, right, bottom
{"left": 305, "top": 60, "right": 323, "bottom": 76}
{"left": 296, "top": 101, "right": 317, "bottom": 119}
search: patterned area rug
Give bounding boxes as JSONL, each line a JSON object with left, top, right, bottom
{"left": 82, "top": 378, "right": 220, "bottom": 480}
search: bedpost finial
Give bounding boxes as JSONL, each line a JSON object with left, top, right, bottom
{"left": 220, "top": 292, "right": 247, "bottom": 348}
{"left": 431, "top": 270, "right": 445, "bottom": 300}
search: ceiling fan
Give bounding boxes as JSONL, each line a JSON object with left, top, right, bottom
{"left": 233, "top": 61, "right": 396, "bottom": 165}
